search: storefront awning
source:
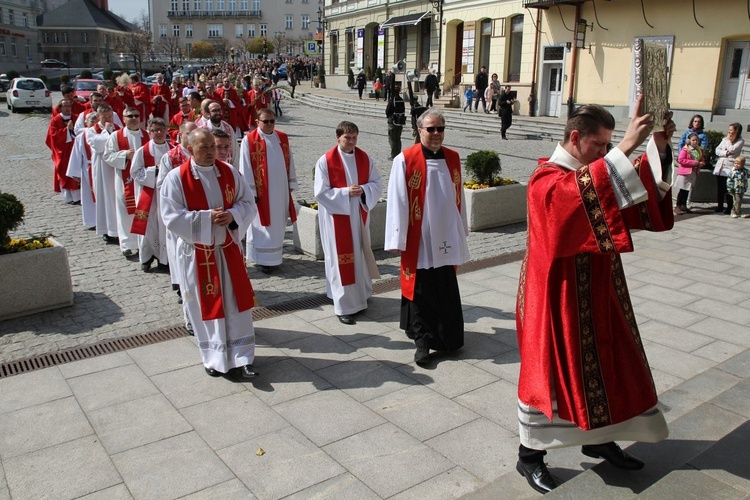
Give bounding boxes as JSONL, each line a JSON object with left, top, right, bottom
{"left": 522, "top": 0, "right": 588, "bottom": 9}
{"left": 380, "top": 12, "right": 431, "bottom": 29}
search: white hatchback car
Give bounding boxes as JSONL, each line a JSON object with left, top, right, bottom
{"left": 6, "top": 77, "right": 52, "bottom": 113}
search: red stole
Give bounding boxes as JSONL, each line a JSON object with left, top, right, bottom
{"left": 324, "top": 146, "right": 370, "bottom": 286}
{"left": 400, "top": 144, "right": 462, "bottom": 300}
{"left": 246, "top": 129, "right": 296, "bottom": 226}
{"left": 179, "top": 160, "right": 256, "bottom": 320}
{"left": 116, "top": 128, "right": 149, "bottom": 215}
{"left": 130, "top": 141, "right": 157, "bottom": 235}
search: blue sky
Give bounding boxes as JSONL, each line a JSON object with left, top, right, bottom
{"left": 109, "top": 0, "right": 149, "bottom": 24}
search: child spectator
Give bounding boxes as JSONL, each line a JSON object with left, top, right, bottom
{"left": 674, "top": 133, "right": 704, "bottom": 215}
{"left": 373, "top": 78, "right": 384, "bottom": 101}
{"left": 464, "top": 86, "right": 476, "bottom": 112}
{"left": 727, "top": 156, "right": 748, "bottom": 218}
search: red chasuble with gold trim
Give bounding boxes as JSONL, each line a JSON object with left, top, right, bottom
{"left": 130, "top": 141, "right": 157, "bottom": 235}
{"left": 178, "top": 159, "right": 256, "bottom": 320}
{"left": 324, "top": 146, "right": 370, "bottom": 286}
{"left": 400, "top": 144, "right": 462, "bottom": 301}
{"left": 116, "top": 128, "right": 149, "bottom": 215}
{"left": 245, "top": 128, "right": 296, "bottom": 227}
{"left": 516, "top": 154, "right": 674, "bottom": 430}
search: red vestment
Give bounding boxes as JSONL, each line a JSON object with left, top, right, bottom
{"left": 150, "top": 83, "right": 171, "bottom": 120}
{"left": 130, "top": 82, "right": 151, "bottom": 121}
{"left": 216, "top": 86, "right": 247, "bottom": 132}
{"left": 104, "top": 94, "right": 126, "bottom": 117}
{"left": 516, "top": 154, "right": 674, "bottom": 431}
{"left": 244, "top": 88, "right": 269, "bottom": 128}
{"left": 45, "top": 113, "right": 79, "bottom": 192}
{"left": 168, "top": 110, "right": 195, "bottom": 144}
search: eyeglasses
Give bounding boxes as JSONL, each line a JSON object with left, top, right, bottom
{"left": 422, "top": 126, "right": 445, "bottom": 133}
{"left": 259, "top": 119, "right": 275, "bottom": 124}
{"left": 124, "top": 114, "right": 140, "bottom": 118}
{"left": 149, "top": 128, "right": 166, "bottom": 133}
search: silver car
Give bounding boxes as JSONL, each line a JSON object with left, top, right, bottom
{"left": 6, "top": 77, "right": 53, "bottom": 113}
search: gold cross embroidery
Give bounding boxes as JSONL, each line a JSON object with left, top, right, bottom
{"left": 134, "top": 209, "right": 149, "bottom": 221}
{"left": 578, "top": 173, "right": 592, "bottom": 186}
{"left": 403, "top": 267, "right": 413, "bottom": 280}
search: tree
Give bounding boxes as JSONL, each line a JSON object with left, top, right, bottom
{"left": 154, "top": 36, "right": 183, "bottom": 64}
{"left": 212, "top": 37, "right": 231, "bottom": 63}
{"left": 244, "top": 37, "right": 274, "bottom": 59}
{"left": 191, "top": 41, "right": 215, "bottom": 62}
{"left": 120, "top": 26, "right": 152, "bottom": 74}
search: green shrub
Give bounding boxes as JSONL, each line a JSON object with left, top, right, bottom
{"left": 103, "top": 69, "right": 114, "bottom": 82}
{"left": 0, "top": 192, "right": 25, "bottom": 247}
{"left": 38, "top": 74, "right": 48, "bottom": 83}
{"left": 60, "top": 74, "right": 70, "bottom": 84}
{"left": 465, "top": 150, "right": 502, "bottom": 187}
{"left": 703, "top": 129, "right": 724, "bottom": 170}
{"left": 80, "top": 69, "right": 93, "bottom": 79}
{"left": 6, "top": 69, "right": 20, "bottom": 80}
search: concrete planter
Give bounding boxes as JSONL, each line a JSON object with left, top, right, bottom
{"left": 464, "top": 183, "right": 528, "bottom": 231}
{"left": 0, "top": 237, "right": 74, "bottom": 321}
{"left": 292, "top": 201, "right": 387, "bottom": 260}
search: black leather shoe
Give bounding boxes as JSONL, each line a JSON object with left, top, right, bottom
{"left": 338, "top": 315, "right": 356, "bottom": 325}
{"left": 414, "top": 347, "right": 430, "bottom": 365}
{"left": 238, "top": 365, "right": 259, "bottom": 379}
{"left": 260, "top": 266, "right": 274, "bottom": 274}
{"left": 582, "top": 442, "right": 644, "bottom": 470}
{"left": 122, "top": 249, "right": 134, "bottom": 258}
{"left": 516, "top": 460, "right": 559, "bottom": 494}
{"left": 141, "top": 256, "right": 155, "bottom": 272}
{"left": 205, "top": 367, "right": 221, "bottom": 377}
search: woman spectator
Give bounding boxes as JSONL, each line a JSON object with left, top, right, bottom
{"left": 713, "top": 123, "right": 745, "bottom": 214}
{"left": 488, "top": 73, "right": 501, "bottom": 112}
{"left": 678, "top": 114, "right": 709, "bottom": 151}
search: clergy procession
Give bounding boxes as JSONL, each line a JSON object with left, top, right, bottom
{"left": 39, "top": 65, "right": 695, "bottom": 496}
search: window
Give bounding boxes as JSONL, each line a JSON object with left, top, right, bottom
{"left": 508, "top": 15, "right": 524, "bottom": 82}
{"left": 235, "top": 24, "right": 243, "bottom": 37}
{"left": 302, "top": 0, "right": 309, "bottom": 3}
{"left": 330, "top": 32, "right": 338, "bottom": 72}
{"left": 25, "top": 39, "right": 30, "bottom": 57}
{"left": 419, "top": 19, "right": 430, "bottom": 70}
{"left": 229, "top": 0, "right": 236, "bottom": 11}
{"left": 206, "top": 0, "right": 213, "bottom": 10}
{"left": 186, "top": 24, "right": 193, "bottom": 37}
{"left": 159, "top": 24, "right": 167, "bottom": 37}
{"left": 346, "top": 29, "right": 355, "bottom": 67}
{"left": 53, "top": 32, "right": 58, "bottom": 43}
{"left": 207, "top": 24, "right": 223, "bottom": 37}
{"left": 8, "top": 9, "right": 14, "bottom": 26}
{"left": 82, "top": 32, "right": 88, "bottom": 43}
{"left": 301, "top": 15, "right": 309, "bottom": 29}
{"left": 285, "top": 15, "right": 293, "bottom": 29}
{"left": 252, "top": 0, "right": 260, "bottom": 12}
{"left": 479, "top": 18, "right": 491, "bottom": 69}
{"left": 62, "top": 32, "right": 68, "bottom": 43}
{"left": 247, "top": 24, "right": 255, "bottom": 37}
{"left": 11, "top": 39, "right": 16, "bottom": 57}
{"left": 0, "top": 9, "right": 3, "bottom": 25}
{"left": 0, "top": 38, "right": 5, "bottom": 56}
{"left": 286, "top": 0, "right": 292, "bottom": 3}
{"left": 396, "top": 26, "right": 407, "bottom": 63}
{"left": 185, "top": 42, "right": 192, "bottom": 57}
{"left": 43, "top": 32, "right": 48, "bottom": 43}
{"left": 183, "top": 0, "right": 189, "bottom": 10}
{"left": 217, "top": 0, "right": 225, "bottom": 10}
{"left": 241, "top": 0, "right": 248, "bottom": 9}
{"left": 171, "top": 0, "right": 178, "bottom": 10}
{"left": 173, "top": 24, "right": 180, "bottom": 37}
{"left": 22, "top": 12, "right": 28, "bottom": 28}
{"left": 194, "top": 0, "right": 201, "bottom": 9}
{"left": 260, "top": 24, "right": 267, "bottom": 37}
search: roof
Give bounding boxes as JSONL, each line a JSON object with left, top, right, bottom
{"left": 38, "top": 0, "right": 136, "bottom": 31}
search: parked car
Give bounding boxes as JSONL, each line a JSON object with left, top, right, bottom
{"left": 6, "top": 77, "right": 52, "bottom": 113}
{"left": 277, "top": 63, "right": 288, "bottom": 80}
{"left": 73, "top": 78, "right": 101, "bottom": 101}
{"left": 41, "top": 59, "right": 69, "bottom": 68}
{"left": 0, "top": 80, "right": 7, "bottom": 101}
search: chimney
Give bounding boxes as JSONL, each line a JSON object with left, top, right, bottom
{"left": 90, "top": 0, "right": 109, "bottom": 11}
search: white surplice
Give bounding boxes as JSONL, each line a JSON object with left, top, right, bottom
{"left": 384, "top": 153, "right": 470, "bottom": 268}
{"left": 160, "top": 159, "right": 258, "bottom": 372}
{"left": 75, "top": 109, "right": 122, "bottom": 136}
{"left": 87, "top": 124, "right": 118, "bottom": 238}
{"left": 158, "top": 146, "right": 191, "bottom": 289}
{"left": 314, "top": 147, "right": 382, "bottom": 315}
{"left": 104, "top": 128, "right": 147, "bottom": 252}
{"left": 131, "top": 141, "right": 170, "bottom": 265}
{"left": 238, "top": 130, "right": 298, "bottom": 266}
{"left": 67, "top": 130, "right": 96, "bottom": 228}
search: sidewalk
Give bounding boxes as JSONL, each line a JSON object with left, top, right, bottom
{"left": 1, "top": 210, "right": 749, "bottom": 499}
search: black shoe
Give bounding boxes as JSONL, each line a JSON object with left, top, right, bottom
{"left": 714, "top": 207, "right": 724, "bottom": 213}
{"left": 582, "top": 442, "right": 644, "bottom": 470}
{"left": 122, "top": 249, "right": 134, "bottom": 258}
{"left": 516, "top": 460, "right": 559, "bottom": 494}
{"left": 260, "top": 265, "right": 274, "bottom": 274}
{"left": 205, "top": 367, "right": 221, "bottom": 377}
{"left": 238, "top": 365, "right": 259, "bottom": 379}
{"left": 141, "top": 255, "right": 155, "bottom": 272}
{"left": 414, "top": 347, "right": 430, "bottom": 365}
{"left": 72, "top": 200, "right": 81, "bottom": 206}
{"left": 338, "top": 314, "right": 356, "bottom": 325}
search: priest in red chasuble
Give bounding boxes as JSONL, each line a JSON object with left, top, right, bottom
{"left": 385, "top": 109, "right": 470, "bottom": 366}
{"left": 314, "top": 121, "right": 382, "bottom": 326}
{"left": 515, "top": 96, "right": 676, "bottom": 494}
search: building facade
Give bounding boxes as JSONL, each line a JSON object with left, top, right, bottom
{"left": 150, "top": 0, "right": 325, "bottom": 61}
{"left": 37, "top": 0, "right": 133, "bottom": 69}
{"left": 0, "top": 0, "right": 46, "bottom": 72}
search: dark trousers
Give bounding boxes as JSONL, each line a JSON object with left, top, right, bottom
{"left": 474, "top": 92, "right": 487, "bottom": 111}
{"left": 387, "top": 122, "right": 403, "bottom": 160}
{"left": 358, "top": 86, "right": 365, "bottom": 99}
{"left": 500, "top": 108, "right": 512, "bottom": 138}
{"left": 426, "top": 90, "right": 435, "bottom": 107}
{"left": 676, "top": 188, "right": 690, "bottom": 207}
{"left": 519, "top": 444, "right": 546, "bottom": 464}
{"left": 716, "top": 175, "right": 731, "bottom": 212}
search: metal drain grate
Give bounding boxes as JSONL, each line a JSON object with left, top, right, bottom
{"left": 0, "top": 250, "right": 525, "bottom": 379}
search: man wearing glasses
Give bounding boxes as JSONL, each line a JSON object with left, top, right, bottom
{"left": 514, "top": 96, "right": 676, "bottom": 494}
{"left": 130, "top": 118, "right": 171, "bottom": 271}
{"left": 103, "top": 106, "right": 149, "bottom": 258}
{"left": 385, "top": 109, "right": 469, "bottom": 365}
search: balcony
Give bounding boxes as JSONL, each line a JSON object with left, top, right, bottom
{"left": 522, "top": 0, "right": 588, "bottom": 8}
{"left": 167, "top": 10, "right": 261, "bottom": 19}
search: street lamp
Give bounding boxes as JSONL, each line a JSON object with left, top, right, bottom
{"left": 316, "top": 6, "right": 328, "bottom": 89}
{"left": 430, "top": 0, "right": 444, "bottom": 89}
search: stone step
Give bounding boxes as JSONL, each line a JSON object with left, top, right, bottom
{"left": 463, "top": 349, "right": 750, "bottom": 499}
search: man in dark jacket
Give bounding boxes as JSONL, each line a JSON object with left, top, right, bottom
{"left": 474, "top": 66, "right": 489, "bottom": 113}
{"left": 386, "top": 93, "right": 406, "bottom": 160}
{"left": 356, "top": 71, "right": 367, "bottom": 99}
{"left": 424, "top": 69, "right": 438, "bottom": 107}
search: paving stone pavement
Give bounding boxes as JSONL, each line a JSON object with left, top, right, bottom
{"left": 0, "top": 90, "right": 548, "bottom": 363}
